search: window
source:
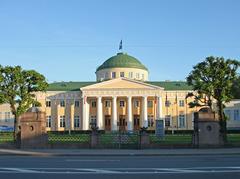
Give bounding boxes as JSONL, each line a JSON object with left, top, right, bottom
{"left": 165, "top": 115, "right": 171, "bottom": 127}
{"left": 74, "top": 116, "right": 80, "bottom": 128}
{"left": 60, "top": 116, "right": 65, "bottom": 127}
{"left": 105, "top": 72, "right": 109, "bottom": 79}
{"left": 224, "top": 110, "right": 231, "bottom": 120}
{"left": 120, "top": 72, "right": 125, "bottom": 77}
{"left": 136, "top": 73, "right": 140, "bottom": 79}
{"left": 120, "top": 101, "right": 125, "bottom": 107}
{"left": 179, "top": 114, "right": 185, "bottom": 128}
{"left": 148, "top": 101, "right": 153, "bottom": 108}
{"left": 5, "top": 112, "right": 11, "bottom": 122}
{"left": 46, "top": 101, "right": 51, "bottom": 107}
{"left": 105, "top": 100, "right": 111, "bottom": 107}
{"left": 0, "top": 112, "right": 2, "bottom": 121}
{"left": 46, "top": 116, "right": 51, "bottom": 128}
{"left": 234, "top": 110, "right": 240, "bottom": 121}
{"left": 148, "top": 115, "right": 154, "bottom": 127}
{"left": 134, "top": 100, "right": 140, "bottom": 108}
{"left": 179, "top": 100, "right": 185, "bottom": 107}
{"left": 90, "top": 116, "right": 97, "bottom": 128}
{"left": 129, "top": 72, "right": 133, "bottom": 78}
{"left": 92, "top": 101, "right": 96, "bottom": 108}
{"left": 142, "top": 74, "right": 144, "bottom": 80}
{"left": 75, "top": 100, "right": 80, "bottom": 107}
{"left": 165, "top": 100, "right": 171, "bottom": 107}
{"left": 112, "top": 72, "right": 116, "bottom": 79}
{"left": 60, "top": 100, "right": 65, "bottom": 107}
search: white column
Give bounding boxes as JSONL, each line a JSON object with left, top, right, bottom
{"left": 97, "top": 97, "right": 103, "bottom": 129}
{"left": 82, "top": 96, "right": 89, "bottom": 130}
{"left": 112, "top": 96, "right": 117, "bottom": 131}
{"left": 70, "top": 103, "right": 74, "bottom": 130}
{"left": 143, "top": 96, "right": 148, "bottom": 128}
{"left": 127, "top": 96, "right": 133, "bottom": 131}
{"left": 157, "top": 96, "right": 163, "bottom": 120}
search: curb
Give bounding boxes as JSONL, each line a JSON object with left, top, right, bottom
{"left": 1, "top": 152, "right": 240, "bottom": 157}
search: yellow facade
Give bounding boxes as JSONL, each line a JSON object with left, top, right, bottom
{"left": 30, "top": 78, "right": 201, "bottom": 132}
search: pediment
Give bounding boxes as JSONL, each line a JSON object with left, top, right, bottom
{"left": 80, "top": 78, "right": 164, "bottom": 90}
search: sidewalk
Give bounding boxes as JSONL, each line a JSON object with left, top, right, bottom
{"left": 1, "top": 148, "right": 240, "bottom": 157}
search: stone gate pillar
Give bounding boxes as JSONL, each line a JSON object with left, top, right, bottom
{"left": 19, "top": 107, "right": 48, "bottom": 149}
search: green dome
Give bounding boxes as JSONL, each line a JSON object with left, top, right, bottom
{"left": 96, "top": 53, "right": 148, "bottom": 72}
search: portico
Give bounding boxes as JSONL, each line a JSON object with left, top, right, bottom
{"left": 81, "top": 78, "right": 164, "bottom": 131}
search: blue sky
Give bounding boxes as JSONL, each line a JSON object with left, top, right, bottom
{"left": 0, "top": 0, "right": 239, "bottom": 82}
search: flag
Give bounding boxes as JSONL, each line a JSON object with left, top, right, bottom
{"left": 119, "top": 40, "right": 123, "bottom": 50}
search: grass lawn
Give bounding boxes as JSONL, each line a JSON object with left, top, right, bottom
{"left": 1, "top": 132, "right": 240, "bottom": 145}
{"left": 227, "top": 134, "right": 240, "bottom": 143}
{"left": 0, "top": 132, "right": 14, "bottom": 143}
{"left": 48, "top": 133, "right": 90, "bottom": 143}
{"left": 150, "top": 134, "right": 192, "bottom": 144}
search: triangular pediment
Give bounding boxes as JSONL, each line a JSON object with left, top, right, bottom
{"left": 80, "top": 78, "right": 164, "bottom": 90}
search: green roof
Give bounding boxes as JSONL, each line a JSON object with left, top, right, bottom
{"left": 146, "top": 81, "right": 193, "bottom": 91}
{"left": 47, "top": 82, "right": 96, "bottom": 91}
{"left": 47, "top": 81, "right": 192, "bottom": 91}
{"left": 96, "top": 52, "right": 148, "bottom": 71}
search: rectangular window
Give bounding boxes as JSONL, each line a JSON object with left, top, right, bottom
{"left": 179, "top": 114, "right": 185, "bottom": 128}
{"left": 90, "top": 116, "right": 97, "bottom": 128}
{"left": 105, "top": 72, "right": 109, "bottom": 79}
{"left": 120, "top": 72, "right": 125, "bottom": 77}
{"left": 5, "top": 112, "right": 11, "bottom": 122}
{"left": 60, "top": 100, "right": 65, "bottom": 107}
{"left": 129, "top": 72, "right": 133, "bottom": 78}
{"left": 75, "top": 100, "right": 80, "bottom": 107}
{"left": 112, "top": 72, "right": 116, "bottom": 79}
{"left": 136, "top": 73, "right": 140, "bottom": 79}
{"left": 179, "top": 100, "right": 185, "bottom": 107}
{"left": 142, "top": 74, "right": 144, "bottom": 80}
{"left": 224, "top": 110, "right": 231, "bottom": 120}
{"left": 148, "top": 101, "right": 153, "bottom": 108}
{"left": 165, "top": 100, "right": 171, "bottom": 107}
{"left": 46, "top": 116, "right": 51, "bottom": 128}
{"left": 165, "top": 115, "right": 171, "bottom": 127}
{"left": 134, "top": 100, "right": 140, "bottom": 108}
{"left": 46, "top": 101, "right": 51, "bottom": 107}
{"left": 120, "top": 100, "right": 125, "bottom": 107}
{"left": 105, "top": 100, "right": 111, "bottom": 107}
{"left": 92, "top": 101, "right": 97, "bottom": 108}
{"left": 60, "top": 115, "right": 65, "bottom": 127}
{"left": 74, "top": 116, "right": 80, "bottom": 128}
{"left": 234, "top": 110, "right": 240, "bottom": 121}
{"left": 148, "top": 115, "right": 154, "bottom": 127}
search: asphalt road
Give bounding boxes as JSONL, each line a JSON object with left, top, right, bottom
{"left": 0, "top": 154, "right": 240, "bottom": 179}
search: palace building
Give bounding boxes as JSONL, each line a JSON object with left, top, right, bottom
{"left": 32, "top": 51, "right": 201, "bottom": 132}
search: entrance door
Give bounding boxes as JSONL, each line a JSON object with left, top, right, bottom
{"left": 104, "top": 115, "right": 111, "bottom": 131}
{"left": 119, "top": 115, "right": 126, "bottom": 131}
{"left": 134, "top": 115, "right": 140, "bottom": 131}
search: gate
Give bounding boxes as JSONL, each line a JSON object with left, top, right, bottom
{"left": 99, "top": 131, "right": 140, "bottom": 149}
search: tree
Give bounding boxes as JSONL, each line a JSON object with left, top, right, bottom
{"left": 0, "top": 65, "right": 48, "bottom": 141}
{"left": 186, "top": 56, "right": 240, "bottom": 142}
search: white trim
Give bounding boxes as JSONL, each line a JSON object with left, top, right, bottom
{"left": 80, "top": 77, "right": 164, "bottom": 91}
